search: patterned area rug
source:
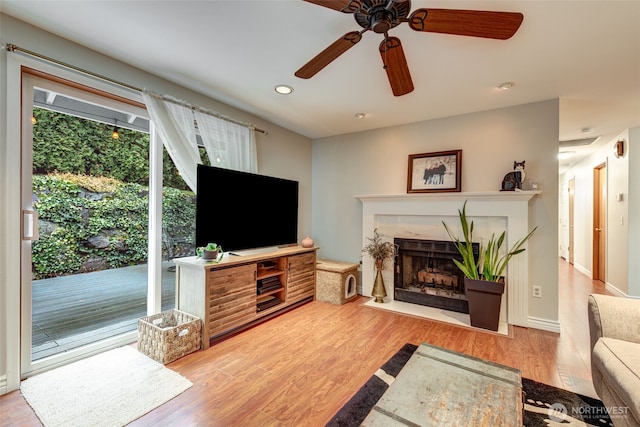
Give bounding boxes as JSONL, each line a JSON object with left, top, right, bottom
{"left": 327, "top": 343, "right": 614, "bottom": 427}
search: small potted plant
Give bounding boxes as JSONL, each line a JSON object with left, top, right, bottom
{"left": 362, "top": 229, "right": 395, "bottom": 303}
{"left": 196, "top": 242, "right": 223, "bottom": 261}
{"left": 443, "top": 201, "right": 536, "bottom": 331}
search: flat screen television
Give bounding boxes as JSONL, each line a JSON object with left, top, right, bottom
{"left": 196, "top": 164, "right": 299, "bottom": 255}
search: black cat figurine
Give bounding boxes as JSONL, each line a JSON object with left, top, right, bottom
{"left": 501, "top": 161, "right": 525, "bottom": 191}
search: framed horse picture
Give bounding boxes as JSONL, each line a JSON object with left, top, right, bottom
{"left": 407, "top": 150, "right": 462, "bottom": 193}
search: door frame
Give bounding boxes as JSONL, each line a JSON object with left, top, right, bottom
{"left": 568, "top": 178, "right": 575, "bottom": 265}
{"left": 4, "top": 54, "right": 161, "bottom": 387}
{"left": 593, "top": 163, "right": 607, "bottom": 282}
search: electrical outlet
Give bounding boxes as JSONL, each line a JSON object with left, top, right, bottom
{"left": 532, "top": 285, "right": 542, "bottom": 298}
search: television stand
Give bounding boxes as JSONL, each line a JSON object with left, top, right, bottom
{"left": 229, "top": 246, "right": 280, "bottom": 257}
{"left": 173, "top": 245, "right": 317, "bottom": 349}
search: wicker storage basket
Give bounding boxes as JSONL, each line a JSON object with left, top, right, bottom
{"left": 137, "top": 309, "right": 202, "bottom": 364}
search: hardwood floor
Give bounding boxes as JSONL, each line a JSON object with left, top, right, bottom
{"left": 0, "top": 259, "right": 615, "bottom": 426}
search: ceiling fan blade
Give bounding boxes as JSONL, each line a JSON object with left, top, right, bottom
{"left": 295, "top": 31, "right": 362, "bottom": 79}
{"left": 379, "top": 37, "right": 414, "bottom": 97}
{"left": 408, "top": 8, "right": 524, "bottom": 40}
{"left": 302, "top": 0, "right": 361, "bottom": 13}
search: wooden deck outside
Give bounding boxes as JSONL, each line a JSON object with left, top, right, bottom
{"left": 31, "top": 263, "right": 176, "bottom": 360}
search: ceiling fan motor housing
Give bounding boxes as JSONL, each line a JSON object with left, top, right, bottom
{"left": 355, "top": 0, "right": 412, "bottom": 34}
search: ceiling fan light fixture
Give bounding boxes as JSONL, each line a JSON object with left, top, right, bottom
{"left": 275, "top": 85, "right": 293, "bottom": 95}
{"left": 371, "top": 10, "right": 393, "bottom": 34}
{"left": 498, "top": 82, "right": 515, "bottom": 90}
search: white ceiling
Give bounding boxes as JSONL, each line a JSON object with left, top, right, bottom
{"left": 2, "top": 0, "right": 639, "bottom": 168}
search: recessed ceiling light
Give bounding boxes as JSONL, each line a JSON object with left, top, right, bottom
{"left": 274, "top": 85, "right": 293, "bottom": 95}
{"left": 498, "top": 82, "right": 515, "bottom": 90}
{"left": 558, "top": 151, "right": 575, "bottom": 160}
{"left": 355, "top": 113, "right": 366, "bottom": 119}
{"left": 580, "top": 127, "right": 594, "bottom": 134}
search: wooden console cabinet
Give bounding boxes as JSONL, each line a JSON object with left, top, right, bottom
{"left": 173, "top": 246, "right": 317, "bottom": 349}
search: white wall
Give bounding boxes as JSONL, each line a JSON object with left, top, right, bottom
{"left": 626, "top": 126, "right": 640, "bottom": 296}
{"left": 560, "top": 128, "right": 640, "bottom": 296}
{"left": 627, "top": 127, "right": 640, "bottom": 297}
{"left": 0, "top": 13, "right": 312, "bottom": 393}
{"left": 558, "top": 179, "right": 570, "bottom": 260}
{"left": 312, "top": 99, "right": 560, "bottom": 324}
{"left": 607, "top": 133, "right": 630, "bottom": 294}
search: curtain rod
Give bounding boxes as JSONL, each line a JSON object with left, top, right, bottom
{"left": 144, "top": 91, "right": 267, "bottom": 135}
{"left": 5, "top": 43, "right": 267, "bottom": 134}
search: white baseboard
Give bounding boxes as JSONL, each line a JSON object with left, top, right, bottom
{"left": 573, "top": 263, "right": 591, "bottom": 278}
{"left": 604, "top": 283, "right": 628, "bottom": 297}
{"left": 0, "top": 374, "right": 7, "bottom": 396}
{"left": 528, "top": 316, "right": 561, "bottom": 333}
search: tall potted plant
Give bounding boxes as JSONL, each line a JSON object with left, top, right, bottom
{"left": 443, "top": 201, "right": 537, "bottom": 331}
{"left": 362, "top": 229, "right": 395, "bottom": 303}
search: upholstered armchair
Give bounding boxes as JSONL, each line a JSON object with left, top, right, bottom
{"left": 588, "top": 294, "right": 640, "bottom": 427}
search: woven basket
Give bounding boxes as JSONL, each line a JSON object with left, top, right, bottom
{"left": 137, "top": 309, "right": 202, "bottom": 364}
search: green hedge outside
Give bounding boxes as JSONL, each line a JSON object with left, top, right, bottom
{"left": 31, "top": 108, "right": 199, "bottom": 280}
{"left": 32, "top": 174, "right": 196, "bottom": 280}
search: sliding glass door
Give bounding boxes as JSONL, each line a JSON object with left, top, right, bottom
{"left": 20, "top": 70, "right": 160, "bottom": 376}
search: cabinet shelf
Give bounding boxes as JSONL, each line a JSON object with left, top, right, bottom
{"left": 257, "top": 287, "right": 284, "bottom": 299}
{"left": 257, "top": 268, "right": 285, "bottom": 280}
{"left": 256, "top": 296, "right": 282, "bottom": 312}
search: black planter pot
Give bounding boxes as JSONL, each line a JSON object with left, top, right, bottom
{"left": 465, "top": 278, "right": 505, "bottom": 332}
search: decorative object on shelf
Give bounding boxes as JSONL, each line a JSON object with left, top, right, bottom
{"left": 407, "top": 150, "right": 462, "bottom": 193}
{"left": 442, "top": 201, "right": 537, "bottom": 331}
{"left": 501, "top": 160, "right": 525, "bottom": 191}
{"left": 614, "top": 140, "right": 625, "bottom": 158}
{"left": 301, "top": 235, "right": 314, "bottom": 248}
{"left": 362, "top": 228, "right": 395, "bottom": 303}
{"left": 195, "top": 242, "right": 223, "bottom": 262}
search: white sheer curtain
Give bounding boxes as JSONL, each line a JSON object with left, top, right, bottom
{"left": 142, "top": 90, "right": 201, "bottom": 192}
{"left": 194, "top": 110, "right": 257, "bottom": 173}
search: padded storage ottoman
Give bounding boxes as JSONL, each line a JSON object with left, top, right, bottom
{"left": 138, "top": 309, "right": 202, "bottom": 364}
{"left": 316, "top": 259, "right": 359, "bottom": 305}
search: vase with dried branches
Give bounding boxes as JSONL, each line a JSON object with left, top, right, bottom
{"left": 362, "top": 229, "right": 395, "bottom": 303}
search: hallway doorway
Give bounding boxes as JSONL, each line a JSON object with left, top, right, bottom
{"left": 592, "top": 163, "right": 606, "bottom": 283}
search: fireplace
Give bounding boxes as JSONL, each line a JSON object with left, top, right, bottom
{"left": 394, "top": 238, "right": 479, "bottom": 314}
{"left": 357, "top": 191, "right": 541, "bottom": 329}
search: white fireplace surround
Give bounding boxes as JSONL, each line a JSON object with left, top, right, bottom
{"left": 356, "top": 191, "right": 541, "bottom": 328}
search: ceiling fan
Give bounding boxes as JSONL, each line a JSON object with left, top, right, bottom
{"left": 295, "top": 0, "right": 524, "bottom": 96}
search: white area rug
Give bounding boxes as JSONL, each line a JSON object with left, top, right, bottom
{"left": 20, "top": 346, "right": 192, "bottom": 427}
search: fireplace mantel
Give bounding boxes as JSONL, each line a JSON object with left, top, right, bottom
{"left": 355, "top": 191, "right": 540, "bottom": 204}
{"left": 356, "top": 191, "right": 541, "bottom": 328}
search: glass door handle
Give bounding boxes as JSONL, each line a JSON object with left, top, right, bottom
{"left": 23, "top": 209, "right": 39, "bottom": 240}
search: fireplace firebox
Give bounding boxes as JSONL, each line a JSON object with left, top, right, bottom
{"left": 394, "top": 238, "right": 479, "bottom": 314}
